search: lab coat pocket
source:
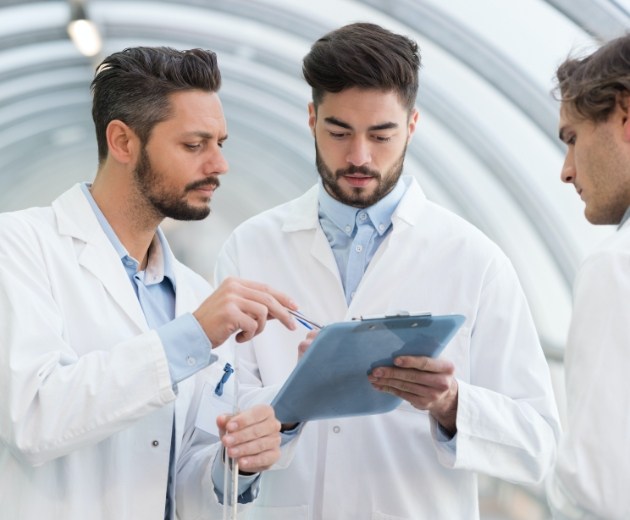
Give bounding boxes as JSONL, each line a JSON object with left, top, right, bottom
{"left": 194, "top": 381, "right": 235, "bottom": 437}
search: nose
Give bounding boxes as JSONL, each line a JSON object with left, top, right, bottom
{"left": 560, "top": 150, "right": 575, "bottom": 184}
{"left": 346, "top": 136, "right": 371, "bottom": 167}
{"left": 206, "top": 147, "right": 229, "bottom": 177}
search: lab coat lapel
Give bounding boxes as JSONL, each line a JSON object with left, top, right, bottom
{"left": 284, "top": 185, "right": 341, "bottom": 279}
{"left": 283, "top": 185, "right": 347, "bottom": 309}
{"left": 53, "top": 184, "right": 148, "bottom": 331}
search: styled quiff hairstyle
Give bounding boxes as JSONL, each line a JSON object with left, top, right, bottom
{"left": 91, "top": 47, "right": 222, "bottom": 165}
{"left": 555, "top": 33, "right": 630, "bottom": 122}
{"left": 303, "top": 22, "right": 420, "bottom": 112}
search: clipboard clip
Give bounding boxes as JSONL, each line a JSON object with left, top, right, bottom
{"left": 354, "top": 311, "right": 432, "bottom": 321}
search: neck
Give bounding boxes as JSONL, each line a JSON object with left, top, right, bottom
{"left": 90, "top": 171, "right": 161, "bottom": 266}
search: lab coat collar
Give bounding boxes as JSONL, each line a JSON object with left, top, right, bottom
{"left": 52, "top": 184, "right": 149, "bottom": 331}
{"left": 281, "top": 176, "right": 426, "bottom": 233}
{"left": 282, "top": 184, "right": 321, "bottom": 232}
{"left": 390, "top": 176, "right": 427, "bottom": 231}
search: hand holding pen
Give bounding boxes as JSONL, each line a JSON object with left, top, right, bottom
{"left": 287, "top": 309, "right": 323, "bottom": 330}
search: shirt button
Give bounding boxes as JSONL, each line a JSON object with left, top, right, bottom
{"left": 359, "top": 212, "right": 367, "bottom": 221}
{"left": 345, "top": 225, "right": 352, "bottom": 234}
{"left": 152, "top": 440, "right": 159, "bottom": 447}
{"left": 186, "top": 356, "right": 196, "bottom": 366}
{"left": 332, "top": 426, "right": 341, "bottom": 433}
{"left": 355, "top": 244, "right": 363, "bottom": 253}
{"left": 378, "top": 224, "right": 385, "bottom": 232}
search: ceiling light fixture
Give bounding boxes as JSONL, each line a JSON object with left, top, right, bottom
{"left": 67, "top": 1, "right": 102, "bottom": 57}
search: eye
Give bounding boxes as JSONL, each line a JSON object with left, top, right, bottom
{"left": 566, "top": 135, "right": 576, "bottom": 145}
{"left": 185, "top": 143, "right": 201, "bottom": 151}
{"left": 373, "top": 135, "right": 392, "bottom": 143}
{"left": 328, "top": 131, "right": 348, "bottom": 139}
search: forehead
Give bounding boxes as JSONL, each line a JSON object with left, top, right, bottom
{"left": 317, "top": 88, "right": 409, "bottom": 123}
{"left": 559, "top": 102, "right": 579, "bottom": 127}
{"left": 161, "top": 89, "right": 227, "bottom": 133}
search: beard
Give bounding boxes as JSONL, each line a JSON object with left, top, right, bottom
{"left": 133, "top": 146, "right": 219, "bottom": 221}
{"left": 315, "top": 140, "right": 406, "bottom": 208}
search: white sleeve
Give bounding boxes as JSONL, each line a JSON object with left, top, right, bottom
{"left": 437, "top": 258, "right": 561, "bottom": 485}
{"left": 0, "top": 218, "right": 176, "bottom": 467}
{"left": 546, "top": 249, "right": 630, "bottom": 520}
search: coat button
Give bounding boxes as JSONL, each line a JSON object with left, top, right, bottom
{"left": 152, "top": 440, "right": 159, "bottom": 447}
{"left": 332, "top": 426, "right": 341, "bottom": 433}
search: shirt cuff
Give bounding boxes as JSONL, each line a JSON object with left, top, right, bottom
{"left": 157, "top": 312, "right": 217, "bottom": 385}
{"left": 280, "top": 423, "right": 303, "bottom": 446}
{"left": 211, "top": 450, "right": 261, "bottom": 504}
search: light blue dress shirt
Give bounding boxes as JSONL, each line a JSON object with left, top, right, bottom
{"left": 318, "top": 178, "right": 406, "bottom": 304}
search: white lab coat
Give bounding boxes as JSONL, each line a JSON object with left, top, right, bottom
{"left": 546, "top": 220, "right": 630, "bottom": 519}
{"left": 0, "top": 184, "right": 226, "bottom": 519}
{"left": 214, "top": 177, "right": 561, "bottom": 520}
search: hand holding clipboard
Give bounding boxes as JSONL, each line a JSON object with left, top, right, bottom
{"left": 272, "top": 312, "right": 465, "bottom": 424}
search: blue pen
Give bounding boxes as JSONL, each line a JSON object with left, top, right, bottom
{"left": 288, "top": 309, "right": 323, "bottom": 330}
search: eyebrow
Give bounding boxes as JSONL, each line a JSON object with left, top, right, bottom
{"left": 324, "top": 116, "right": 399, "bottom": 132}
{"left": 184, "top": 131, "right": 228, "bottom": 142}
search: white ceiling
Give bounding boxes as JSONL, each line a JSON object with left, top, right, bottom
{"left": 1, "top": 0, "right": 628, "bottom": 358}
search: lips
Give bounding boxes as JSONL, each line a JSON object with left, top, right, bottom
{"left": 343, "top": 175, "right": 374, "bottom": 188}
{"left": 187, "top": 178, "right": 220, "bottom": 193}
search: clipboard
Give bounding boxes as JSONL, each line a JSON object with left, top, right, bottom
{"left": 271, "top": 312, "right": 465, "bottom": 424}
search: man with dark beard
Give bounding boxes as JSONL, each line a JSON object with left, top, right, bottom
{"left": 0, "top": 47, "right": 299, "bottom": 520}
{"left": 214, "top": 23, "right": 561, "bottom": 519}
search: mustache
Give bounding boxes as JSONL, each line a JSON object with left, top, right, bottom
{"left": 336, "top": 165, "right": 380, "bottom": 177}
{"left": 185, "top": 177, "right": 221, "bottom": 192}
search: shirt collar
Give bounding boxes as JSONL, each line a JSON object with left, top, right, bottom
{"left": 317, "top": 177, "right": 406, "bottom": 236}
{"left": 80, "top": 183, "right": 175, "bottom": 287}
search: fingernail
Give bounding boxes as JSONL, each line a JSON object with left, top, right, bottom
{"left": 223, "top": 435, "right": 233, "bottom": 445}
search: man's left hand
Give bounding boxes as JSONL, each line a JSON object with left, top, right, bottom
{"left": 217, "top": 404, "right": 281, "bottom": 473}
{"left": 368, "top": 356, "right": 458, "bottom": 435}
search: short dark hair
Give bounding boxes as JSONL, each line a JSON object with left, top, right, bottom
{"left": 302, "top": 22, "right": 420, "bottom": 112}
{"left": 555, "top": 33, "right": 630, "bottom": 122}
{"left": 91, "top": 47, "right": 222, "bottom": 164}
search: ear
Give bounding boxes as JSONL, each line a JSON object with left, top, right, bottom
{"left": 308, "top": 102, "right": 316, "bottom": 137}
{"left": 105, "top": 120, "right": 140, "bottom": 165}
{"left": 407, "top": 107, "right": 419, "bottom": 142}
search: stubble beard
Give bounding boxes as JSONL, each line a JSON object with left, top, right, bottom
{"left": 134, "top": 146, "right": 218, "bottom": 222}
{"left": 315, "top": 140, "right": 406, "bottom": 209}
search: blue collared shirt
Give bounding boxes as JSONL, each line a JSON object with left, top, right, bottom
{"left": 318, "top": 178, "right": 407, "bottom": 304}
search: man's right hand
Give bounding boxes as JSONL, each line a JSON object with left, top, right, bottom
{"left": 193, "top": 277, "right": 298, "bottom": 347}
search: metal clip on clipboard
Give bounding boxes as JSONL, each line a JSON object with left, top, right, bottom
{"left": 355, "top": 311, "right": 432, "bottom": 321}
